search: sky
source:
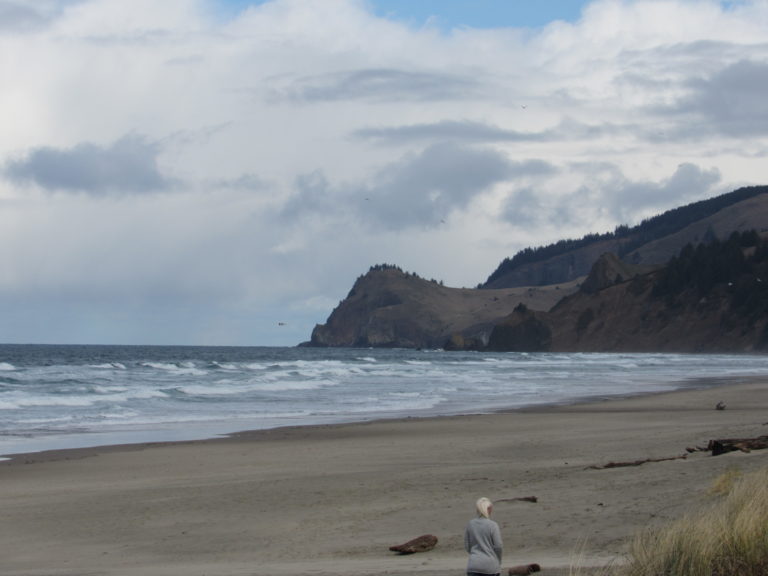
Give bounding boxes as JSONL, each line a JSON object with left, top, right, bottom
{"left": 1, "top": 0, "right": 767, "bottom": 346}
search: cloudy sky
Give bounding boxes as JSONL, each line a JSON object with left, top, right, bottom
{"left": 1, "top": 0, "right": 767, "bottom": 346}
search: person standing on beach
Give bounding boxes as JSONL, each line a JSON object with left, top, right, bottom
{"left": 465, "top": 496, "right": 503, "bottom": 576}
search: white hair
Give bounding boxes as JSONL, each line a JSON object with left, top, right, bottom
{"left": 476, "top": 497, "right": 493, "bottom": 518}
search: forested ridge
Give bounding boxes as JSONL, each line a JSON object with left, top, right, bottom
{"left": 482, "top": 185, "right": 768, "bottom": 288}
{"left": 652, "top": 230, "right": 768, "bottom": 329}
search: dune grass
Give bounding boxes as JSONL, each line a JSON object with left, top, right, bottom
{"left": 620, "top": 466, "right": 768, "bottom": 576}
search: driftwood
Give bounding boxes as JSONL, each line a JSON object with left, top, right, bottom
{"left": 508, "top": 563, "right": 541, "bottom": 575}
{"left": 708, "top": 435, "right": 768, "bottom": 456}
{"left": 496, "top": 496, "right": 538, "bottom": 503}
{"left": 388, "top": 534, "right": 438, "bottom": 554}
{"left": 586, "top": 454, "right": 687, "bottom": 470}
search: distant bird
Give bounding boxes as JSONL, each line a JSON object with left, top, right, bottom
{"left": 520, "top": 104, "right": 528, "bottom": 109}
{"left": 278, "top": 322, "right": 287, "bottom": 326}
{"left": 716, "top": 401, "right": 726, "bottom": 411}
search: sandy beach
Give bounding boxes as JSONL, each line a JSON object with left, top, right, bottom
{"left": 2, "top": 379, "right": 768, "bottom": 576}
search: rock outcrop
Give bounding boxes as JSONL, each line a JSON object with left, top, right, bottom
{"left": 486, "top": 304, "right": 552, "bottom": 352}
{"left": 305, "top": 267, "right": 578, "bottom": 349}
{"left": 579, "top": 252, "right": 651, "bottom": 294}
{"left": 490, "top": 233, "right": 768, "bottom": 353}
{"left": 483, "top": 186, "right": 768, "bottom": 289}
{"left": 304, "top": 188, "right": 768, "bottom": 352}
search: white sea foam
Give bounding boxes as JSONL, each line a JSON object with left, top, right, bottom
{"left": 140, "top": 362, "right": 207, "bottom": 376}
{"left": 141, "top": 362, "right": 179, "bottom": 370}
{"left": 245, "top": 363, "right": 269, "bottom": 370}
{"left": 91, "top": 385, "right": 129, "bottom": 394}
{"left": 13, "top": 395, "right": 98, "bottom": 407}
{"left": 178, "top": 383, "right": 250, "bottom": 396}
{"left": 210, "top": 361, "right": 238, "bottom": 370}
{"left": 255, "top": 378, "right": 337, "bottom": 392}
{"left": 3, "top": 346, "right": 768, "bottom": 457}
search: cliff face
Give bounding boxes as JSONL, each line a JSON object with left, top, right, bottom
{"left": 306, "top": 268, "right": 578, "bottom": 348}
{"left": 579, "top": 252, "right": 651, "bottom": 294}
{"left": 542, "top": 274, "right": 765, "bottom": 353}
{"left": 484, "top": 187, "right": 768, "bottom": 288}
{"left": 486, "top": 305, "right": 552, "bottom": 352}
{"left": 490, "top": 243, "right": 768, "bottom": 353}
{"left": 483, "top": 238, "right": 623, "bottom": 289}
{"left": 305, "top": 189, "right": 768, "bottom": 352}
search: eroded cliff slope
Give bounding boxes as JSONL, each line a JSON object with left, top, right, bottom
{"left": 306, "top": 267, "right": 578, "bottom": 349}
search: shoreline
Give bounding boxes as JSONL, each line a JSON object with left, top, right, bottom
{"left": 2, "top": 379, "right": 768, "bottom": 576}
{"left": 0, "top": 376, "right": 756, "bottom": 464}
{"left": 2, "top": 373, "right": 759, "bottom": 464}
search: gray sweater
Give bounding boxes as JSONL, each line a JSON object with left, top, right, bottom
{"left": 464, "top": 516, "right": 503, "bottom": 575}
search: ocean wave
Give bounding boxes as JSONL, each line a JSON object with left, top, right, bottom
{"left": 87, "top": 363, "right": 127, "bottom": 370}
{"left": 4, "top": 346, "right": 768, "bottom": 457}
{"left": 3, "top": 395, "right": 98, "bottom": 408}
{"left": 245, "top": 363, "right": 269, "bottom": 370}
{"left": 255, "top": 378, "right": 338, "bottom": 392}
{"left": 140, "top": 362, "right": 208, "bottom": 376}
{"left": 209, "top": 361, "right": 238, "bottom": 370}
{"left": 177, "top": 383, "right": 251, "bottom": 396}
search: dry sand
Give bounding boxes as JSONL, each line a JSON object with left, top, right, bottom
{"left": 2, "top": 379, "right": 768, "bottom": 576}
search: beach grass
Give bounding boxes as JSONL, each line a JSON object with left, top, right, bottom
{"left": 619, "top": 466, "right": 768, "bottom": 576}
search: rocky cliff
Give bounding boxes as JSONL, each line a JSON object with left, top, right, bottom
{"left": 483, "top": 186, "right": 768, "bottom": 288}
{"left": 489, "top": 235, "right": 768, "bottom": 353}
{"left": 305, "top": 188, "right": 768, "bottom": 352}
{"left": 306, "top": 267, "right": 578, "bottom": 349}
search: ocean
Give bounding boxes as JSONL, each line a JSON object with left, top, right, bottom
{"left": 1, "top": 344, "right": 767, "bottom": 459}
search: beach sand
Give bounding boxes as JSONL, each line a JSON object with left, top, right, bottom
{"left": 2, "top": 379, "right": 768, "bottom": 576}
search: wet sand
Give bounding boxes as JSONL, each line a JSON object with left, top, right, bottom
{"left": 2, "top": 379, "right": 768, "bottom": 576}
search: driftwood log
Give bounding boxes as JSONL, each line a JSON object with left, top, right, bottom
{"left": 496, "top": 496, "right": 538, "bottom": 503}
{"left": 586, "top": 454, "right": 687, "bottom": 470}
{"left": 508, "top": 563, "right": 541, "bottom": 575}
{"left": 388, "top": 534, "right": 438, "bottom": 554}
{"left": 708, "top": 435, "right": 768, "bottom": 456}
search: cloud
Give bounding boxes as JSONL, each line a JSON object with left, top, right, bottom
{"left": 352, "top": 118, "right": 633, "bottom": 145}
{"left": 5, "top": 135, "right": 172, "bottom": 194}
{"left": 214, "top": 173, "right": 270, "bottom": 191}
{"left": 0, "top": 0, "right": 75, "bottom": 33}
{"left": 0, "top": 0, "right": 766, "bottom": 345}
{"left": 353, "top": 120, "right": 547, "bottom": 144}
{"left": 270, "top": 68, "right": 482, "bottom": 103}
{"left": 281, "top": 171, "right": 335, "bottom": 223}
{"left": 361, "top": 143, "right": 514, "bottom": 228}
{"left": 503, "top": 187, "right": 545, "bottom": 227}
{"left": 615, "top": 162, "right": 722, "bottom": 214}
{"left": 501, "top": 162, "right": 722, "bottom": 233}
{"left": 676, "top": 59, "right": 768, "bottom": 137}
{"left": 576, "top": 162, "right": 722, "bottom": 225}
{"left": 282, "top": 143, "right": 533, "bottom": 230}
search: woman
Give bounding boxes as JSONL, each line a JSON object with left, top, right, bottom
{"left": 464, "top": 497, "right": 503, "bottom": 576}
